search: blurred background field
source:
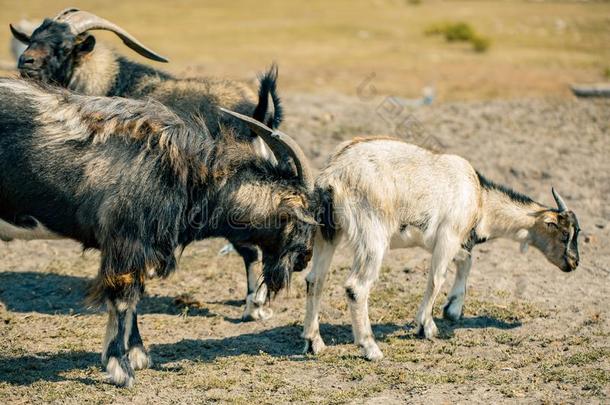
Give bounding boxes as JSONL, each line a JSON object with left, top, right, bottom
{"left": 1, "top": 0, "right": 609, "bottom": 100}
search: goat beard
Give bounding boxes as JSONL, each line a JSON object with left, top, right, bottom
{"left": 263, "top": 255, "right": 292, "bottom": 295}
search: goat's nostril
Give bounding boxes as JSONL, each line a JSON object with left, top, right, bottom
{"left": 18, "top": 55, "right": 35, "bottom": 67}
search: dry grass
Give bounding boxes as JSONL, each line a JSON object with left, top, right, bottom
{"left": 0, "top": 0, "right": 609, "bottom": 100}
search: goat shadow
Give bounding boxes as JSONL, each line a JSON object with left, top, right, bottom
{"left": 0, "top": 271, "right": 213, "bottom": 317}
{"left": 0, "top": 315, "right": 523, "bottom": 386}
{"left": 0, "top": 323, "right": 401, "bottom": 386}
{"left": 399, "top": 316, "right": 522, "bottom": 340}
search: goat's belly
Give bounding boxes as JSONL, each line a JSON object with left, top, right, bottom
{"left": 0, "top": 217, "right": 61, "bottom": 241}
{"left": 389, "top": 227, "right": 428, "bottom": 250}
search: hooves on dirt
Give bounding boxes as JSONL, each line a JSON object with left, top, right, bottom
{"left": 361, "top": 342, "right": 384, "bottom": 361}
{"left": 303, "top": 335, "right": 326, "bottom": 355}
{"left": 241, "top": 293, "right": 273, "bottom": 322}
{"left": 442, "top": 295, "right": 464, "bottom": 322}
{"left": 416, "top": 318, "right": 439, "bottom": 340}
{"left": 128, "top": 345, "right": 152, "bottom": 370}
{"left": 106, "top": 356, "right": 135, "bottom": 388}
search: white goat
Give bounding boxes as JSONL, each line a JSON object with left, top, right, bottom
{"left": 303, "top": 137, "right": 580, "bottom": 361}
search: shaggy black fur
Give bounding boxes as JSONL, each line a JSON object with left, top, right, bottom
{"left": 317, "top": 186, "right": 337, "bottom": 242}
{"left": 108, "top": 56, "right": 173, "bottom": 96}
{"left": 253, "top": 64, "right": 283, "bottom": 129}
{"left": 14, "top": 18, "right": 283, "bottom": 140}
{"left": 0, "top": 80, "right": 316, "bottom": 383}
{"left": 12, "top": 14, "right": 286, "bottom": 323}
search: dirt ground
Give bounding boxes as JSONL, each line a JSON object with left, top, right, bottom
{"left": 0, "top": 90, "right": 608, "bottom": 403}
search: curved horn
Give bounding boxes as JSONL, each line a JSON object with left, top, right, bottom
{"left": 552, "top": 188, "right": 568, "bottom": 212}
{"left": 9, "top": 24, "right": 31, "bottom": 45}
{"left": 54, "top": 8, "right": 168, "bottom": 63}
{"left": 220, "top": 107, "right": 314, "bottom": 191}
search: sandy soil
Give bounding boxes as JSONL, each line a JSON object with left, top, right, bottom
{"left": 0, "top": 93, "right": 608, "bottom": 404}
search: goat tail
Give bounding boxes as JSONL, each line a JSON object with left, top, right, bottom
{"left": 252, "top": 63, "right": 283, "bottom": 130}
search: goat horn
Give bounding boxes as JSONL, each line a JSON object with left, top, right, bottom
{"left": 219, "top": 107, "right": 314, "bottom": 191}
{"left": 54, "top": 8, "right": 169, "bottom": 63}
{"left": 552, "top": 187, "right": 568, "bottom": 212}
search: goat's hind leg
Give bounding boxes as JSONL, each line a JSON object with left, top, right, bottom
{"left": 303, "top": 232, "right": 338, "bottom": 355}
{"left": 416, "top": 228, "right": 461, "bottom": 339}
{"left": 126, "top": 311, "right": 152, "bottom": 370}
{"left": 345, "top": 233, "right": 386, "bottom": 361}
{"left": 102, "top": 297, "right": 138, "bottom": 387}
{"left": 96, "top": 271, "right": 144, "bottom": 387}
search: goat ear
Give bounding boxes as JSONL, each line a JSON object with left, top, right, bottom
{"left": 74, "top": 34, "right": 96, "bottom": 56}
{"left": 10, "top": 24, "right": 31, "bottom": 44}
{"left": 278, "top": 203, "right": 318, "bottom": 225}
{"left": 293, "top": 208, "right": 319, "bottom": 225}
{"left": 279, "top": 194, "right": 318, "bottom": 225}
{"left": 542, "top": 212, "right": 559, "bottom": 227}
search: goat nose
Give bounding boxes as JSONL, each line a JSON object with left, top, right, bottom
{"left": 18, "top": 54, "right": 35, "bottom": 68}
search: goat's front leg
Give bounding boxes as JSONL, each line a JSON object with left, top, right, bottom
{"left": 303, "top": 233, "right": 337, "bottom": 355}
{"left": 443, "top": 250, "right": 472, "bottom": 322}
{"left": 416, "top": 230, "right": 461, "bottom": 339}
{"left": 234, "top": 243, "right": 272, "bottom": 321}
{"left": 345, "top": 244, "right": 385, "bottom": 361}
{"left": 102, "top": 297, "right": 138, "bottom": 387}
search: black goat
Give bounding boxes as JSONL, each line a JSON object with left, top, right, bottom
{"left": 0, "top": 79, "right": 316, "bottom": 387}
{"left": 10, "top": 8, "right": 284, "bottom": 319}
{"left": 10, "top": 8, "right": 280, "bottom": 137}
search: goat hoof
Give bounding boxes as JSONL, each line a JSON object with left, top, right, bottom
{"left": 442, "top": 306, "right": 462, "bottom": 322}
{"left": 303, "top": 336, "right": 326, "bottom": 355}
{"left": 128, "top": 345, "right": 152, "bottom": 370}
{"left": 106, "top": 355, "right": 135, "bottom": 388}
{"left": 242, "top": 295, "right": 273, "bottom": 322}
{"left": 241, "top": 314, "right": 255, "bottom": 322}
{"left": 241, "top": 306, "right": 273, "bottom": 322}
{"left": 442, "top": 297, "right": 463, "bottom": 322}
{"left": 416, "top": 322, "right": 438, "bottom": 340}
{"left": 363, "top": 345, "right": 384, "bottom": 361}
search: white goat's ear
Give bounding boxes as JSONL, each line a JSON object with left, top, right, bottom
{"left": 541, "top": 211, "right": 559, "bottom": 227}
{"left": 543, "top": 217, "right": 559, "bottom": 230}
